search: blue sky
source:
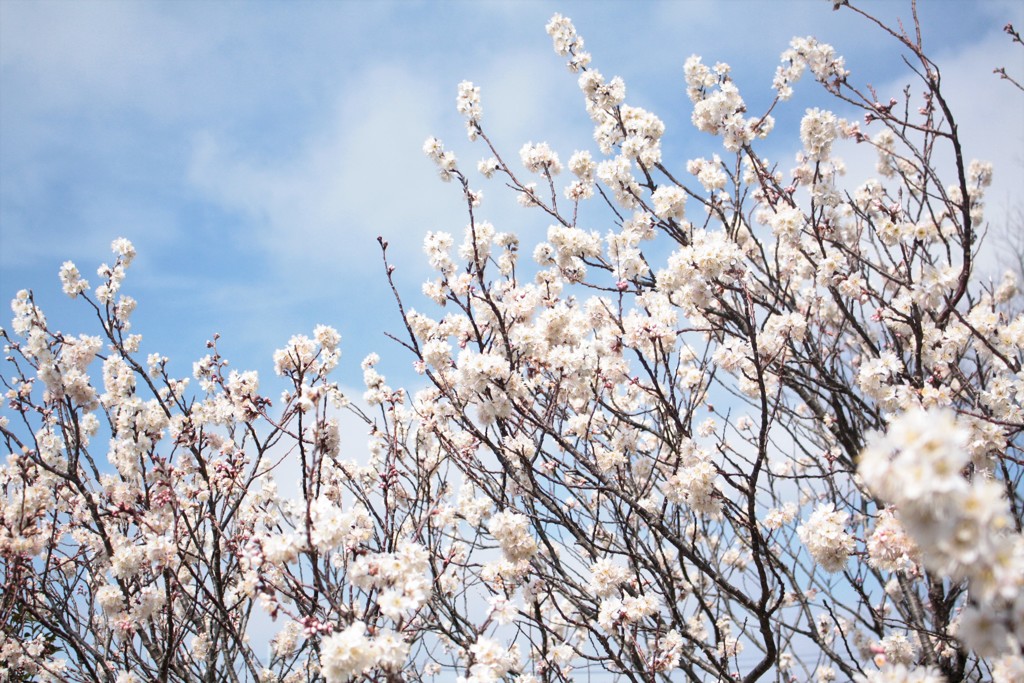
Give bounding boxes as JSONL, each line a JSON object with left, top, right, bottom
{"left": 2, "top": 0, "right": 1022, "bottom": 395}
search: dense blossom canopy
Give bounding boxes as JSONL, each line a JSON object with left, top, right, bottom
{"left": 2, "top": 3, "right": 1023, "bottom": 683}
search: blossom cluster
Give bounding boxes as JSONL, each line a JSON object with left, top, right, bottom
{"left": 860, "top": 409, "right": 1024, "bottom": 658}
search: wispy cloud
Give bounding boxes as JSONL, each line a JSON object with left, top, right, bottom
{"left": 187, "top": 63, "right": 449, "bottom": 276}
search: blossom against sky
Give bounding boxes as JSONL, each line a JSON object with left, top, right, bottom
{"left": 2, "top": 0, "right": 1022, "bottom": 391}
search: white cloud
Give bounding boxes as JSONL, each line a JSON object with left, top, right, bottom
{"left": 187, "top": 63, "right": 448, "bottom": 282}
{"left": 185, "top": 45, "right": 580, "bottom": 284}
{"left": 1, "top": 1, "right": 213, "bottom": 119}
{"left": 931, "top": 31, "right": 1024, "bottom": 236}
{"left": 826, "top": 23, "right": 1024, "bottom": 276}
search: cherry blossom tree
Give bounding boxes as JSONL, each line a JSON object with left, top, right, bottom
{"left": 2, "top": 2, "right": 1023, "bottom": 682}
